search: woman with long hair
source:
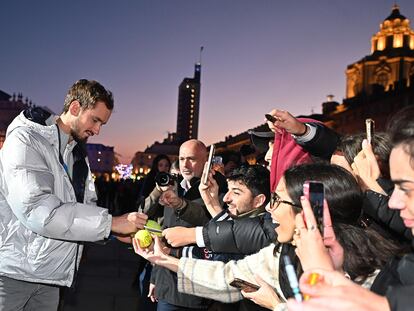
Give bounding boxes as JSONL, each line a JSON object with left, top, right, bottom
{"left": 133, "top": 163, "right": 400, "bottom": 310}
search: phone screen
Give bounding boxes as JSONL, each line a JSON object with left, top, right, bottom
{"left": 202, "top": 145, "right": 215, "bottom": 185}
{"left": 303, "top": 181, "right": 324, "bottom": 234}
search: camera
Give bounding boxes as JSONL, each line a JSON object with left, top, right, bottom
{"left": 155, "top": 172, "right": 177, "bottom": 187}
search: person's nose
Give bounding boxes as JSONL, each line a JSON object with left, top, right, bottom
{"left": 223, "top": 192, "right": 231, "bottom": 204}
{"left": 92, "top": 124, "right": 101, "bottom": 136}
{"left": 389, "top": 188, "right": 405, "bottom": 211}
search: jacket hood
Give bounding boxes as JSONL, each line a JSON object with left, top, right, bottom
{"left": 7, "top": 107, "right": 59, "bottom": 145}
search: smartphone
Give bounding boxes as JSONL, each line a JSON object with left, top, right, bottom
{"left": 229, "top": 278, "right": 260, "bottom": 293}
{"left": 202, "top": 145, "right": 215, "bottom": 185}
{"left": 365, "top": 118, "right": 375, "bottom": 145}
{"left": 303, "top": 181, "right": 324, "bottom": 234}
{"left": 265, "top": 113, "right": 277, "bottom": 123}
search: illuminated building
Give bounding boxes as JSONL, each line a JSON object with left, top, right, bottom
{"left": 214, "top": 5, "right": 414, "bottom": 156}
{"left": 176, "top": 63, "right": 201, "bottom": 143}
{"left": 326, "top": 4, "right": 414, "bottom": 134}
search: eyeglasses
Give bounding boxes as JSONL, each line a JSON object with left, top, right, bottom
{"left": 270, "top": 192, "right": 300, "bottom": 210}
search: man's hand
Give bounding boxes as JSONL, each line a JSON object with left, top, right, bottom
{"left": 162, "top": 227, "right": 196, "bottom": 247}
{"left": 159, "top": 189, "right": 184, "bottom": 209}
{"left": 266, "top": 109, "right": 307, "bottom": 135}
{"left": 111, "top": 212, "right": 148, "bottom": 235}
{"left": 351, "top": 139, "right": 386, "bottom": 194}
{"left": 199, "top": 162, "right": 222, "bottom": 217}
{"left": 148, "top": 283, "right": 158, "bottom": 302}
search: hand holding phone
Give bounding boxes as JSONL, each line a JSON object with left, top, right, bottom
{"left": 202, "top": 145, "right": 215, "bottom": 185}
{"left": 265, "top": 114, "right": 277, "bottom": 123}
{"left": 229, "top": 278, "right": 260, "bottom": 293}
{"left": 303, "top": 181, "right": 324, "bottom": 234}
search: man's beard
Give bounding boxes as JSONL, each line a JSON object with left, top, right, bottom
{"left": 70, "top": 122, "right": 88, "bottom": 143}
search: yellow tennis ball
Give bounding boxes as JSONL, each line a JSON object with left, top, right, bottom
{"left": 145, "top": 220, "right": 162, "bottom": 237}
{"left": 135, "top": 229, "right": 153, "bottom": 248}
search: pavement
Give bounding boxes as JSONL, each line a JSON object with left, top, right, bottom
{"left": 61, "top": 239, "right": 144, "bottom": 311}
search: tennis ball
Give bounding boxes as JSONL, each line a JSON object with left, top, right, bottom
{"left": 135, "top": 229, "right": 153, "bottom": 248}
{"left": 145, "top": 220, "right": 163, "bottom": 237}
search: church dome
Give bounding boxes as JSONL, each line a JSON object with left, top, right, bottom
{"left": 384, "top": 4, "right": 407, "bottom": 22}
{"left": 371, "top": 5, "right": 414, "bottom": 53}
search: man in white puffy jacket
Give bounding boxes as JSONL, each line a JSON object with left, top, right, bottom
{"left": 0, "top": 79, "right": 147, "bottom": 311}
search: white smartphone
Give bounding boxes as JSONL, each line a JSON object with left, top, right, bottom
{"left": 202, "top": 145, "right": 215, "bottom": 185}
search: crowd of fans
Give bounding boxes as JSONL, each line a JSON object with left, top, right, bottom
{"left": 95, "top": 106, "right": 414, "bottom": 311}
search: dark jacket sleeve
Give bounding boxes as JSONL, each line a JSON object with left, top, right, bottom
{"left": 202, "top": 213, "right": 276, "bottom": 254}
{"left": 363, "top": 190, "right": 412, "bottom": 241}
{"left": 386, "top": 285, "right": 414, "bottom": 311}
{"left": 175, "top": 199, "right": 213, "bottom": 226}
{"left": 175, "top": 173, "right": 228, "bottom": 226}
{"left": 296, "top": 122, "right": 340, "bottom": 160}
{"left": 385, "top": 252, "right": 414, "bottom": 311}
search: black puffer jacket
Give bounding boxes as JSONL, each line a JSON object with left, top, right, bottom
{"left": 202, "top": 209, "right": 276, "bottom": 254}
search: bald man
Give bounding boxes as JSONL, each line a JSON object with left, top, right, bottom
{"left": 147, "top": 139, "right": 228, "bottom": 310}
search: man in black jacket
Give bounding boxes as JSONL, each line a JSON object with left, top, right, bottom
{"left": 150, "top": 139, "right": 227, "bottom": 311}
{"left": 163, "top": 165, "right": 274, "bottom": 311}
{"left": 163, "top": 165, "right": 274, "bottom": 256}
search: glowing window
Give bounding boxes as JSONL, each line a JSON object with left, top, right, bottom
{"left": 393, "top": 34, "right": 403, "bottom": 48}
{"left": 410, "top": 36, "right": 414, "bottom": 49}
{"left": 377, "top": 37, "right": 385, "bottom": 50}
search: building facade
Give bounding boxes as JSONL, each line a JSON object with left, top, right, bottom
{"left": 326, "top": 4, "right": 414, "bottom": 134}
{"left": 176, "top": 63, "right": 201, "bottom": 143}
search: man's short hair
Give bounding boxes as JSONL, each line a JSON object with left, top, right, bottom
{"left": 63, "top": 79, "right": 114, "bottom": 113}
{"left": 227, "top": 165, "right": 270, "bottom": 205}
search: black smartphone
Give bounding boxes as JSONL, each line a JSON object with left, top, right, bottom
{"left": 365, "top": 118, "right": 375, "bottom": 145}
{"left": 265, "top": 113, "right": 277, "bottom": 123}
{"left": 303, "top": 181, "right": 324, "bottom": 234}
{"left": 202, "top": 145, "right": 215, "bottom": 185}
{"left": 229, "top": 278, "right": 260, "bottom": 293}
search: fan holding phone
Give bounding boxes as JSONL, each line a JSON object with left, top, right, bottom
{"left": 133, "top": 163, "right": 398, "bottom": 311}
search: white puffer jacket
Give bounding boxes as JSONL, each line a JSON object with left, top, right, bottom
{"left": 0, "top": 111, "right": 112, "bottom": 287}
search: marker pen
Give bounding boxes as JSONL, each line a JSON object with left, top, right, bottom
{"left": 283, "top": 255, "right": 302, "bottom": 302}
